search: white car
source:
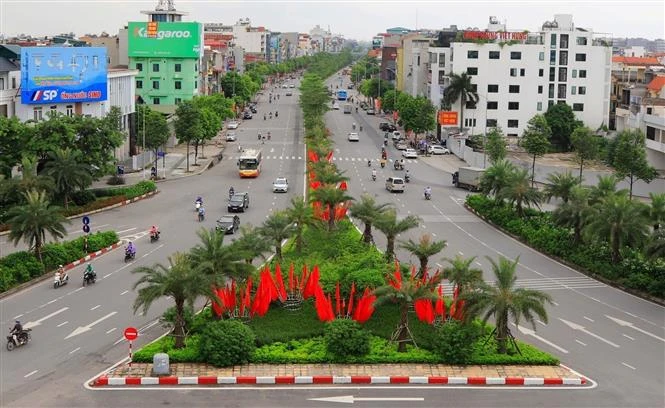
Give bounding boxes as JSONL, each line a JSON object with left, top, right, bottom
{"left": 333, "top": 103, "right": 340, "bottom": 110}
{"left": 227, "top": 121, "right": 239, "bottom": 130}
{"left": 428, "top": 145, "right": 450, "bottom": 155}
{"left": 289, "top": 84, "right": 295, "bottom": 88}
{"left": 225, "top": 132, "right": 237, "bottom": 142}
{"left": 281, "top": 84, "right": 289, "bottom": 88}
{"left": 402, "top": 148, "right": 418, "bottom": 159}
{"left": 391, "top": 131, "right": 402, "bottom": 141}
{"left": 348, "top": 132, "right": 359, "bottom": 142}
{"left": 395, "top": 141, "right": 408, "bottom": 150}
{"left": 272, "top": 177, "right": 289, "bottom": 193}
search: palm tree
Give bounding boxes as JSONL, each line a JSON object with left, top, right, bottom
{"left": 189, "top": 228, "right": 253, "bottom": 286}
{"left": 399, "top": 234, "right": 447, "bottom": 279}
{"left": 310, "top": 185, "right": 354, "bottom": 231}
{"left": 498, "top": 168, "right": 542, "bottom": 217}
{"left": 313, "top": 164, "right": 349, "bottom": 186}
{"left": 132, "top": 253, "right": 216, "bottom": 348}
{"left": 374, "top": 272, "right": 443, "bottom": 352}
{"left": 285, "top": 195, "right": 318, "bottom": 252}
{"left": 443, "top": 255, "right": 483, "bottom": 296}
{"left": 16, "top": 156, "right": 54, "bottom": 196}
{"left": 588, "top": 175, "right": 626, "bottom": 205}
{"left": 463, "top": 256, "right": 553, "bottom": 354}
{"left": 645, "top": 230, "right": 665, "bottom": 260}
{"left": 442, "top": 72, "right": 478, "bottom": 133}
{"left": 480, "top": 159, "right": 516, "bottom": 202}
{"left": 259, "top": 210, "right": 296, "bottom": 261}
{"left": 584, "top": 194, "right": 650, "bottom": 263}
{"left": 349, "top": 194, "right": 393, "bottom": 244}
{"left": 543, "top": 171, "right": 579, "bottom": 204}
{"left": 374, "top": 210, "right": 421, "bottom": 261}
{"left": 647, "top": 192, "right": 665, "bottom": 230}
{"left": 43, "top": 148, "right": 92, "bottom": 209}
{"left": 552, "top": 185, "right": 592, "bottom": 244}
{"left": 231, "top": 224, "right": 272, "bottom": 264}
{"left": 7, "top": 190, "right": 69, "bottom": 262}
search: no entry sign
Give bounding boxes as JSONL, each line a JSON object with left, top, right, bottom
{"left": 124, "top": 327, "right": 138, "bottom": 341}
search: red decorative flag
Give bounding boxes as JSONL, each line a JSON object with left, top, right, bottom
{"left": 389, "top": 269, "right": 402, "bottom": 290}
{"left": 274, "top": 263, "right": 287, "bottom": 301}
{"left": 414, "top": 299, "right": 435, "bottom": 324}
{"left": 325, "top": 150, "right": 334, "bottom": 163}
{"left": 303, "top": 265, "right": 320, "bottom": 299}
{"left": 211, "top": 287, "right": 224, "bottom": 317}
{"left": 347, "top": 282, "right": 356, "bottom": 316}
{"left": 308, "top": 150, "right": 319, "bottom": 163}
{"left": 300, "top": 264, "right": 309, "bottom": 293}
{"left": 352, "top": 288, "right": 376, "bottom": 323}
{"left": 310, "top": 180, "right": 321, "bottom": 190}
{"left": 339, "top": 181, "right": 348, "bottom": 191}
{"left": 335, "top": 282, "right": 341, "bottom": 317}
{"left": 288, "top": 263, "right": 295, "bottom": 294}
{"left": 435, "top": 285, "right": 447, "bottom": 318}
{"left": 240, "top": 278, "right": 252, "bottom": 317}
{"left": 453, "top": 300, "right": 465, "bottom": 321}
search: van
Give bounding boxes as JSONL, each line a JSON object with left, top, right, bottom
{"left": 343, "top": 104, "right": 352, "bottom": 114}
{"left": 385, "top": 177, "right": 405, "bottom": 193}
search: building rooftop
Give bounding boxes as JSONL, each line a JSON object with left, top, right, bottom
{"left": 0, "top": 56, "right": 20, "bottom": 72}
{"left": 612, "top": 56, "right": 662, "bottom": 66}
{"left": 647, "top": 76, "right": 665, "bottom": 92}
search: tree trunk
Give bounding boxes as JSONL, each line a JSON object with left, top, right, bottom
{"left": 194, "top": 142, "right": 199, "bottom": 165}
{"left": 578, "top": 159, "right": 584, "bottom": 183}
{"left": 460, "top": 94, "right": 466, "bottom": 134}
{"left": 174, "top": 299, "right": 186, "bottom": 349}
{"left": 496, "top": 312, "right": 508, "bottom": 354}
{"left": 611, "top": 230, "right": 621, "bottom": 264}
{"left": 328, "top": 206, "right": 335, "bottom": 231}
{"left": 574, "top": 221, "right": 581, "bottom": 244}
{"left": 531, "top": 155, "right": 536, "bottom": 188}
{"left": 629, "top": 174, "right": 634, "bottom": 200}
{"left": 397, "top": 301, "right": 409, "bottom": 353}
{"left": 186, "top": 143, "right": 190, "bottom": 173}
{"left": 295, "top": 232, "right": 303, "bottom": 253}
{"left": 419, "top": 258, "right": 428, "bottom": 280}
{"left": 276, "top": 242, "right": 282, "bottom": 261}
{"left": 386, "top": 236, "right": 395, "bottom": 261}
{"left": 35, "top": 236, "right": 43, "bottom": 263}
{"left": 363, "top": 222, "right": 372, "bottom": 243}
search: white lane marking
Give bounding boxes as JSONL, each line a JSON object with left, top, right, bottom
{"left": 622, "top": 334, "right": 635, "bottom": 340}
{"left": 583, "top": 316, "right": 594, "bottom": 322}
{"left": 47, "top": 299, "right": 57, "bottom": 305}
{"left": 120, "top": 290, "right": 129, "bottom": 296}
{"left": 13, "top": 314, "right": 23, "bottom": 319}
{"left": 552, "top": 301, "right": 560, "bottom": 306}
{"left": 57, "top": 321, "right": 68, "bottom": 327}
{"left": 24, "top": 370, "right": 38, "bottom": 378}
{"left": 23, "top": 307, "right": 69, "bottom": 329}
{"left": 605, "top": 315, "right": 665, "bottom": 342}
{"left": 475, "top": 261, "right": 482, "bottom": 266}
{"left": 64, "top": 311, "right": 118, "bottom": 339}
{"left": 113, "top": 337, "right": 125, "bottom": 346}
{"left": 575, "top": 339, "right": 587, "bottom": 346}
{"left": 69, "top": 347, "right": 81, "bottom": 354}
{"left": 558, "top": 318, "right": 620, "bottom": 348}
{"left": 90, "top": 305, "right": 101, "bottom": 311}
{"left": 73, "top": 287, "right": 83, "bottom": 293}
{"left": 458, "top": 251, "right": 464, "bottom": 255}
{"left": 106, "top": 327, "right": 117, "bottom": 334}
{"left": 103, "top": 274, "right": 111, "bottom": 279}
{"left": 536, "top": 320, "right": 546, "bottom": 326}
{"left": 116, "top": 228, "right": 137, "bottom": 234}
{"left": 514, "top": 324, "right": 568, "bottom": 354}
{"left": 621, "top": 362, "right": 636, "bottom": 370}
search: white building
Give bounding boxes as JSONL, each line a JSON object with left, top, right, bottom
{"left": 232, "top": 18, "right": 267, "bottom": 56}
{"left": 0, "top": 56, "right": 20, "bottom": 118}
{"left": 430, "top": 14, "right": 612, "bottom": 139}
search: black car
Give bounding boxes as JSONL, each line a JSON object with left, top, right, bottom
{"left": 228, "top": 192, "right": 250, "bottom": 212}
{"left": 243, "top": 111, "right": 253, "bottom": 120}
{"left": 249, "top": 106, "right": 257, "bottom": 114}
{"left": 216, "top": 215, "right": 240, "bottom": 234}
{"left": 379, "top": 122, "right": 390, "bottom": 131}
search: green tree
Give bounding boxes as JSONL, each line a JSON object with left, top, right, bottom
{"left": 299, "top": 74, "right": 330, "bottom": 119}
{"left": 570, "top": 126, "right": 599, "bottom": 182}
{"left": 485, "top": 127, "right": 507, "bottom": 165}
{"left": 611, "top": 129, "right": 658, "bottom": 199}
{"left": 381, "top": 89, "right": 401, "bottom": 113}
{"left": 0, "top": 117, "right": 28, "bottom": 179}
{"left": 645, "top": 230, "right": 665, "bottom": 260}
{"left": 480, "top": 159, "right": 516, "bottom": 202}
{"left": 463, "top": 256, "right": 553, "bottom": 354}
{"left": 349, "top": 194, "right": 393, "bottom": 244}
{"left": 543, "top": 171, "right": 579, "bottom": 203}
{"left": 29, "top": 112, "right": 76, "bottom": 161}
{"left": 310, "top": 186, "right": 354, "bottom": 231}
{"left": 588, "top": 174, "right": 626, "bottom": 205}
{"left": 400, "top": 234, "right": 447, "bottom": 279}
{"left": 647, "top": 192, "right": 665, "bottom": 230}
{"left": 584, "top": 194, "right": 650, "bottom": 263}
{"left": 259, "top": 210, "right": 295, "bottom": 261}
{"left": 374, "top": 210, "right": 421, "bottom": 261}
{"left": 43, "top": 148, "right": 93, "bottom": 209}
{"left": 15, "top": 156, "right": 54, "bottom": 197}
{"left": 189, "top": 227, "right": 253, "bottom": 286}
{"left": 552, "top": 185, "right": 592, "bottom": 243}
{"left": 132, "top": 253, "right": 216, "bottom": 348}
{"left": 520, "top": 115, "right": 551, "bottom": 187}
{"left": 396, "top": 95, "right": 436, "bottom": 136}
{"left": 174, "top": 100, "right": 204, "bottom": 173}
{"left": 442, "top": 72, "right": 478, "bottom": 132}
{"left": 498, "top": 168, "right": 542, "bottom": 217}
{"left": 137, "top": 105, "right": 169, "bottom": 170}
{"left": 443, "top": 255, "right": 483, "bottom": 297}
{"left": 230, "top": 224, "right": 272, "bottom": 264}
{"left": 285, "top": 195, "right": 318, "bottom": 252}
{"left": 7, "top": 190, "right": 70, "bottom": 261}
{"left": 544, "top": 103, "right": 579, "bottom": 151}
{"left": 71, "top": 108, "right": 124, "bottom": 178}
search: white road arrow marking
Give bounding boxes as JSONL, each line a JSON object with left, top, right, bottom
{"left": 559, "top": 318, "right": 620, "bottom": 348}
{"left": 23, "top": 307, "right": 69, "bottom": 329}
{"left": 308, "top": 395, "right": 424, "bottom": 404}
{"left": 514, "top": 324, "right": 568, "bottom": 354}
{"left": 605, "top": 315, "right": 665, "bottom": 343}
{"left": 64, "top": 311, "right": 117, "bottom": 339}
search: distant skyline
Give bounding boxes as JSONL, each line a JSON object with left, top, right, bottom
{"left": 0, "top": 0, "right": 664, "bottom": 42}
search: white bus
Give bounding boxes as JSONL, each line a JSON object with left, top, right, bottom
{"left": 238, "top": 149, "right": 262, "bottom": 178}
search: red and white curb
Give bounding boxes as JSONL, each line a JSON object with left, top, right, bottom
{"left": 65, "top": 242, "right": 122, "bottom": 271}
{"left": 68, "top": 191, "right": 158, "bottom": 220}
{"left": 93, "top": 375, "right": 586, "bottom": 387}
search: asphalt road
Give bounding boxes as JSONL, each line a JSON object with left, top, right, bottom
{"left": 1, "top": 72, "right": 663, "bottom": 408}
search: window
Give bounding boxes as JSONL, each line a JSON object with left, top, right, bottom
{"left": 557, "top": 84, "right": 567, "bottom": 99}
{"left": 33, "top": 107, "right": 43, "bottom": 121}
{"left": 175, "top": 80, "right": 182, "bottom": 90}
{"left": 646, "top": 126, "right": 656, "bottom": 140}
{"left": 571, "top": 86, "right": 577, "bottom": 95}
{"left": 487, "top": 84, "right": 499, "bottom": 93}
{"left": 548, "top": 100, "right": 554, "bottom": 108}
{"left": 509, "top": 68, "right": 518, "bottom": 77}
{"left": 576, "top": 37, "right": 588, "bottom": 46}
{"left": 573, "top": 103, "right": 584, "bottom": 111}
{"left": 538, "top": 85, "right": 543, "bottom": 94}
{"left": 466, "top": 67, "right": 478, "bottom": 75}
{"left": 508, "top": 102, "right": 519, "bottom": 110}
{"left": 175, "top": 63, "right": 182, "bottom": 72}
{"left": 520, "top": 68, "right": 526, "bottom": 77}
{"left": 66, "top": 105, "right": 73, "bottom": 117}
{"left": 136, "top": 80, "right": 143, "bottom": 89}
{"left": 559, "top": 51, "right": 568, "bottom": 65}
{"left": 572, "top": 69, "right": 577, "bottom": 78}
{"left": 539, "top": 52, "right": 545, "bottom": 61}
{"left": 575, "top": 53, "right": 586, "bottom": 62}
{"left": 537, "top": 102, "right": 543, "bottom": 111}
{"left": 559, "top": 34, "right": 569, "bottom": 49}
{"left": 489, "top": 51, "right": 500, "bottom": 59}
{"left": 465, "top": 100, "right": 477, "bottom": 109}
{"left": 153, "top": 98, "right": 160, "bottom": 105}
{"left": 50, "top": 105, "right": 57, "bottom": 115}
{"left": 558, "top": 67, "right": 567, "bottom": 82}
{"left": 550, "top": 34, "right": 556, "bottom": 48}
{"left": 487, "top": 101, "right": 498, "bottom": 110}
{"left": 486, "top": 119, "right": 497, "bottom": 127}
{"left": 550, "top": 50, "right": 556, "bottom": 65}
{"left": 136, "top": 63, "right": 143, "bottom": 71}
{"left": 509, "top": 85, "right": 520, "bottom": 93}
{"left": 578, "top": 86, "right": 586, "bottom": 95}
{"left": 464, "top": 118, "right": 477, "bottom": 127}
{"left": 510, "top": 51, "right": 522, "bottom": 60}
{"left": 0, "top": 78, "right": 4, "bottom": 90}
{"left": 549, "top": 84, "right": 555, "bottom": 98}
{"left": 175, "top": 98, "right": 182, "bottom": 105}
{"left": 467, "top": 50, "right": 478, "bottom": 59}
{"left": 152, "top": 63, "right": 160, "bottom": 72}
{"left": 539, "top": 68, "right": 544, "bottom": 77}
{"left": 579, "top": 70, "right": 587, "bottom": 78}
{"left": 439, "top": 53, "right": 445, "bottom": 67}
{"left": 508, "top": 119, "right": 519, "bottom": 128}
{"left": 470, "top": 84, "right": 478, "bottom": 93}
{"left": 549, "top": 67, "right": 556, "bottom": 81}
{"left": 152, "top": 80, "right": 160, "bottom": 89}
{"left": 11, "top": 77, "right": 16, "bottom": 89}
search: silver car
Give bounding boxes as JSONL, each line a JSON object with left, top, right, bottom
{"left": 226, "top": 132, "right": 237, "bottom": 142}
{"left": 272, "top": 177, "right": 289, "bottom": 193}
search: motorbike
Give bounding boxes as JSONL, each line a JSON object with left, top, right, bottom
{"left": 150, "top": 231, "right": 160, "bottom": 243}
{"left": 195, "top": 201, "right": 202, "bottom": 212}
{"left": 124, "top": 249, "right": 136, "bottom": 263}
{"left": 380, "top": 160, "right": 386, "bottom": 168}
{"left": 53, "top": 271, "right": 69, "bottom": 289}
{"left": 275, "top": 111, "right": 278, "bottom": 117}
{"left": 367, "top": 160, "right": 372, "bottom": 167}
{"left": 405, "top": 174, "right": 411, "bottom": 183}
{"left": 6, "top": 328, "right": 31, "bottom": 351}
{"left": 424, "top": 191, "right": 432, "bottom": 200}
{"left": 394, "top": 161, "right": 404, "bottom": 171}
{"left": 198, "top": 211, "right": 205, "bottom": 222}
{"left": 83, "top": 271, "right": 96, "bottom": 286}
{"left": 372, "top": 173, "right": 377, "bottom": 181}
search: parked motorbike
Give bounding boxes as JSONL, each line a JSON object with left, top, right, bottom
{"left": 82, "top": 271, "right": 96, "bottom": 286}
{"left": 6, "top": 328, "right": 31, "bottom": 351}
{"left": 124, "top": 249, "right": 136, "bottom": 263}
{"left": 53, "top": 271, "right": 69, "bottom": 289}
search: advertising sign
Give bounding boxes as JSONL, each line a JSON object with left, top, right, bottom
{"left": 438, "top": 111, "right": 458, "bottom": 126}
{"left": 21, "top": 47, "right": 108, "bottom": 105}
{"left": 462, "top": 31, "right": 528, "bottom": 41}
{"left": 128, "top": 22, "right": 202, "bottom": 58}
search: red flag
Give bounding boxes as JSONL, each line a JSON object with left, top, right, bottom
{"left": 274, "top": 263, "right": 287, "bottom": 301}
{"left": 435, "top": 285, "right": 446, "bottom": 318}
{"left": 308, "top": 150, "right": 319, "bottom": 163}
{"left": 288, "top": 263, "right": 295, "bottom": 294}
{"left": 326, "top": 294, "right": 335, "bottom": 321}
{"left": 347, "top": 282, "right": 356, "bottom": 316}
{"left": 453, "top": 300, "right": 465, "bottom": 321}
{"left": 414, "top": 299, "right": 435, "bottom": 324}
{"left": 325, "top": 150, "right": 333, "bottom": 162}
{"left": 303, "top": 265, "right": 320, "bottom": 299}
{"left": 300, "top": 264, "right": 309, "bottom": 293}
{"left": 335, "top": 282, "right": 341, "bottom": 317}
{"left": 240, "top": 278, "right": 253, "bottom": 316}
{"left": 310, "top": 180, "right": 321, "bottom": 190}
{"left": 352, "top": 288, "right": 376, "bottom": 323}
{"left": 389, "top": 269, "right": 402, "bottom": 290}
{"left": 339, "top": 180, "right": 348, "bottom": 191}
{"left": 211, "top": 287, "right": 224, "bottom": 317}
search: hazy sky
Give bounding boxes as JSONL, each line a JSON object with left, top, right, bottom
{"left": 1, "top": 0, "right": 663, "bottom": 41}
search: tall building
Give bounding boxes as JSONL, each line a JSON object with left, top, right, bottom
{"left": 0, "top": 45, "right": 21, "bottom": 117}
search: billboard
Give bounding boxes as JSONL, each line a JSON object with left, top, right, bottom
{"left": 21, "top": 47, "right": 108, "bottom": 105}
{"left": 438, "top": 111, "right": 458, "bottom": 126}
{"left": 128, "top": 22, "right": 202, "bottom": 58}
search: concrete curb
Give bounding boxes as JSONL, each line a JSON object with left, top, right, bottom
{"left": 63, "top": 242, "right": 123, "bottom": 271}
{"left": 92, "top": 374, "right": 587, "bottom": 387}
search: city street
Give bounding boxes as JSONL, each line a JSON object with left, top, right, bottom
{"left": 0, "top": 72, "right": 663, "bottom": 408}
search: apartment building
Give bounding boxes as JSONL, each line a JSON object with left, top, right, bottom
{"left": 0, "top": 45, "right": 20, "bottom": 117}
{"left": 430, "top": 14, "right": 612, "bottom": 138}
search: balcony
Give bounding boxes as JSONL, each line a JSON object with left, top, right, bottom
{"left": 644, "top": 113, "right": 665, "bottom": 128}
{"left": 646, "top": 138, "right": 665, "bottom": 153}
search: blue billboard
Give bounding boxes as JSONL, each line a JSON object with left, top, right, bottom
{"left": 21, "top": 47, "right": 108, "bottom": 105}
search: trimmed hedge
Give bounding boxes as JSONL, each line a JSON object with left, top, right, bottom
{"left": 324, "top": 319, "right": 371, "bottom": 358}
{"left": 63, "top": 181, "right": 157, "bottom": 217}
{"left": 0, "top": 230, "right": 119, "bottom": 293}
{"left": 198, "top": 320, "right": 256, "bottom": 367}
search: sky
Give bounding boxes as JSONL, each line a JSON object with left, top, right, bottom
{"left": 0, "top": 0, "right": 664, "bottom": 41}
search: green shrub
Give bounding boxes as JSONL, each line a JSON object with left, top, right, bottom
{"left": 160, "top": 306, "right": 195, "bottom": 333}
{"left": 248, "top": 300, "right": 325, "bottom": 346}
{"left": 122, "top": 180, "right": 157, "bottom": 199}
{"left": 324, "top": 319, "right": 371, "bottom": 359}
{"left": 41, "top": 244, "right": 72, "bottom": 271}
{"left": 132, "top": 335, "right": 203, "bottom": 363}
{"left": 198, "top": 320, "right": 256, "bottom": 367}
{"left": 62, "top": 196, "right": 126, "bottom": 217}
{"left": 0, "top": 252, "right": 43, "bottom": 284}
{"left": 0, "top": 266, "right": 15, "bottom": 292}
{"left": 71, "top": 190, "right": 97, "bottom": 206}
{"left": 433, "top": 320, "right": 479, "bottom": 364}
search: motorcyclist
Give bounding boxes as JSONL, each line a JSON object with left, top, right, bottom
{"left": 84, "top": 263, "right": 97, "bottom": 280}
{"left": 150, "top": 225, "right": 160, "bottom": 239}
{"left": 352, "top": 123, "right": 356, "bottom": 130}
{"left": 11, "top": 320, "right": 23, "bottom": 345}
{"left": 229, "top": 187, "right": 235, "bottom": 199}
{"left": 198, "top": 205, "right": 206, "bottom": 221}
{"left": 267, "top": 131, "right": 271, "bottom": 140}
{"left": 424, "top": 186, "right": 432, "bottom": 199}
{"left": 195, "top": 196, "right": 203, "bottom": 205}
{"left": 269, "top": 112, "right": 273, "bottom": 119}
{"left": 367, "top": 159, "right": 372, "bottom": 167}
{"left": 275, "top": 111, "right": 278, "bottom": 117}
{"left": 126, "top": 241, "right": 136, "bottom": 257}
{"left": 264, "top": 113, "right": 267, "bottom": 120}
{"left": 359, "top": 125, "right": 363, "bottom": 132}
{"left": 258, "top": 131, "right": 262, "bottom": 140}
{"left": 56, "top": 264, "right": 66, "bottom": 282}
{"left": 371, "top": 169, "right": 377, "bottom": 180}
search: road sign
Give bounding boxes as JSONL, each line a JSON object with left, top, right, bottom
{"left": 157, "top": 151, "right": 166, "bottom": 158}
{"left": 82, "top": 216, "right": 90, "bottom": 225}
{"left": 124, "top": 327, "right": 138, "bottom": 341}
{"left": 83, "top": 224, "right": 90, "bottom": 233}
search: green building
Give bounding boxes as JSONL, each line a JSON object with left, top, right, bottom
{"left": 128, "top": 19, "right": 202, "bottom": 113}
